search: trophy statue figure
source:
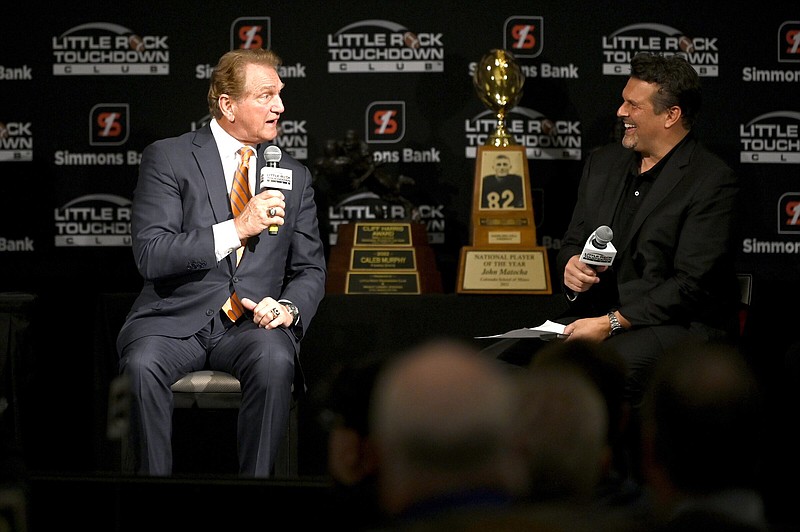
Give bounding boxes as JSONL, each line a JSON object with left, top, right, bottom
{"left": 473, "top": 49, "right": 525, "bottom": 147}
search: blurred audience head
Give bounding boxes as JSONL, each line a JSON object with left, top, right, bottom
{"left": 369, "top": 337, "right": 523, "bottom": 516}
{"left": 640, "top": 340, "right": 764, "bottom": 504}
{"left": 514, "top": 363, "right": 609, "bottom": 502}
{"left": 532, "top": 338, "right": 629, "bottom": 466}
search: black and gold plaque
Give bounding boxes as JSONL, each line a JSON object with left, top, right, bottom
{"left": 327, "top": 222, "right": 442, "bottom": 294}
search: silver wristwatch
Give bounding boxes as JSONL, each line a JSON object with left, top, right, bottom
{"left": 607, "top": 311, "right": 624, "bottom": 337}
{"left": 283, "top": 302, "right": 300, "bottom": 324}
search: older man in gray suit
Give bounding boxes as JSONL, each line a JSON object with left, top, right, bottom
{"left": 117, "top": 48, "right": 326, "bottom": 478}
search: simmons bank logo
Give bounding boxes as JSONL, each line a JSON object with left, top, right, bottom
{"left": 742, "top": 21, "right": 800, "bottom": 82}
{"left": 231, "top": 17, "right": 270, "bottom": 50}
{"left": 739, "top": 111, "right": 800, "bottom": 164}
{"left": 52, "top": 22, "right": 169, "bottom": 75}
{"left": 54, "top": 193, "right": 132, "bottom": 247}
{"left": 0, "top": 121, "right": 33, "bottom": 162}
{"left": 601, "top": 23, "right": 719, "bottom": 77}
{"left": 366, "top": 101, "right": 440, "bottom": 162}
{"left": 327, "top": 19, "right": 444, "bottom": 73}
{"left": 778, "top": 192, "right": 800, "bottom": 235}
{"left": 365, "top": 101, "right": 405, "bottom": 144}
{"left": 504, "top": 16, "right": 543, "bottom": 59}
{"left": 742, "top": 192, "right": 800, "bottom": 255}
{"left": 54, "top": 104, "right": 140, "bottom": 167}
{"left": 464, "top": 107, "right": 581, "bottom": 160}
{"left": 499, "top": 16, "right": 578, "bottom": 79}
{"left": 195, "top": 17, "right": 306, "bottom": 80}
{"left": 90, "top": 104, "right": 129, "bottom": 146}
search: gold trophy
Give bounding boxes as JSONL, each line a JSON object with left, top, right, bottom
{"left": 473, "top": 49, "right": 525, "bottom": 147}
{"left": 457, "top": 49, "right": 551, "bottom": 294}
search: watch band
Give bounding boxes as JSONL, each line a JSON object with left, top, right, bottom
{"left": 607, "top": 311, "right": 624, "bottom": 337}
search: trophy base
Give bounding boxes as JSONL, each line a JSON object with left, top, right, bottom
{"left": 456, "top": 245, "right": 552, "bottom": 295}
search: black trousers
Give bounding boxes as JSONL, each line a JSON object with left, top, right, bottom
{"left": 481, "top": 322, "right": 702, "bottom": 407}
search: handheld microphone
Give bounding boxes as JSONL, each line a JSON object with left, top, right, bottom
{"left": 259, "top": 145, "right": 293, "bottom": 236}
{"left": 579, "top": 225, "right": 616, "bottom": 267}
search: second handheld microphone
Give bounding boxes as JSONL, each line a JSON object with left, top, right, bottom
{"left": 579, "top": 225, "right": 616, "bottom": 267}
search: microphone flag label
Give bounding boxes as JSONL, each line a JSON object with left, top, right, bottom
{"left": 259, "top": 168, "right": 293, "bottom": 190}
{"left": 579, "top": 230, "right": 617, "bottom": 266}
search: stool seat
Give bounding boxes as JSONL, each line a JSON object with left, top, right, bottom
{"left": 111, "top": 369, "right": 298, "bottom": 476}
{"left": 171, "top": 370, "right": 241, "bottom": 393}
{"left": 171, "top": 370, "right": 241, "bottom": 409}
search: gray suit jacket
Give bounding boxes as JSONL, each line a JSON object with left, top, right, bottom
{"left": 556, "top": 135, "right": 741, "bottom": 336}
{"left": 117, "top": 125, "right": 327, "bottom": 361}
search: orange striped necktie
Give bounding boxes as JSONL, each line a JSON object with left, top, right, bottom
{"left": 230, "top": 147, "right": 253, "bottom": 218}
{"left": 222, "top": 147, "right": 253, "bottom": 322}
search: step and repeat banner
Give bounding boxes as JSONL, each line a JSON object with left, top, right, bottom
{"left": 1, "top": 1, "right": 798, "bottom": 295}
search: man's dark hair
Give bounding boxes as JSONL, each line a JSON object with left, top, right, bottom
{"left": 630, "top": 52, "right": 702, "bottom": 129}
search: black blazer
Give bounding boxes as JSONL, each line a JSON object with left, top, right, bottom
{"left": 557, "top": 135, "right": 741, "bottom": 336}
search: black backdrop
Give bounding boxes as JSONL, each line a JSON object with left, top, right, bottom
{"left": 1, "top": 0, "right": 798, "bottom": 484}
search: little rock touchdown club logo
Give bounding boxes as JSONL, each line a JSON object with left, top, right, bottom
{"left": 52, "top": 22, "right": 169, "bottom": 75}
{"left": 327, "top": 19, "right": 444, "bottom": 73}
{"left": 464, "top": 107, "right": 581, "bottom": 161}
{"left": 601, "top": 23, "right": 719, "bottom": 77}
{"left": 55, "top": 194, "right": 132, "bottom": 247}
{"left": 0, "top": 121, "right": 33, "bottom": 162}
{"left": 739, "top": 111, "right": 800, "bottom": 164}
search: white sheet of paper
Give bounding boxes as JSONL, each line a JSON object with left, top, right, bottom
{"left": 475, "top": 320, "right": 567, "bottom": 339}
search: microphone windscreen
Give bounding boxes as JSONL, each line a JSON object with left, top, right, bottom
{"left": 595, "top": 225, "right": 613, "bottom": 245}
{"left": 265, "top": 145, "right": 282, "bottom": 165}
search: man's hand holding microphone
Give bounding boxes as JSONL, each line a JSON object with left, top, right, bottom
{"left": 233, "top": 145, "right": 292, "bottom": 243}
{"left": 233, "top": 190, "right": 285, "bottom": 243}
{"left": 563, "top": 225, "right": 616, "bottom": 295}
{"left": 562, "top": 226, "right": 629, "bottom": 341}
